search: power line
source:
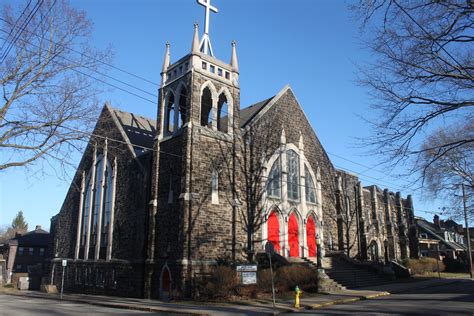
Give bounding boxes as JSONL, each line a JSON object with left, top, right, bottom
{"left": 0, "top": 0, "right": 33, "bottom": 57}
{"left": 0, "top": 0, "right": 43, "bottom": 64}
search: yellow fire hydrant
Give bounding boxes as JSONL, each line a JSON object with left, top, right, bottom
{"left": 294, "top": 285, "right": 302, "bottom": 308}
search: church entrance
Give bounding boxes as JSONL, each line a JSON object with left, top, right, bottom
{"left": 306, "top": 216, "right": 316, "bottom": 257}
{"left": 267, "top": 211, "right": 280, "bottom": 253}
{"left": 160, "top": 266, "right": 171, "bottom": 300}
{"left": 288, "top": 213, "right": 299, "bottom": 257}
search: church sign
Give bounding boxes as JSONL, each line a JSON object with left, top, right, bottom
{"left": 236, "top": 265, "right": 257, "bottom": 285}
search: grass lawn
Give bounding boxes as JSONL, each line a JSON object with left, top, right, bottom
{"left": 416, "top": 272, "right": 471, "bottom": 279}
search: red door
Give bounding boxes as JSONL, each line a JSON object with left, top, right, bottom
{"left": 288, "top": 213, "right": 299, "bottom": 257}
{"left": 306, "top": 216, "right": 317, "bottom": 257}
{"left": 268, "top": 211, "right": 280, "bottom": 252}
{"left": 162, "top": 268, "right": 170, "bottom": 292}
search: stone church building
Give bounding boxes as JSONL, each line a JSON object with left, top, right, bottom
{"left": 50, "top": 5, "right": 419, "bottom": 299}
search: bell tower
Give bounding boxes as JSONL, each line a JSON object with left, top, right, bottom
{"left": 147, "top": 0, "right": 243, "bottom": 298}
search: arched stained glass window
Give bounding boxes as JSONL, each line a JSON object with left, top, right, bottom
{"left": 305, "top": 165, "right": 317, "bottom": 204}
{"left": 287, "top": 150, "right": 299, "bottom": 201}
{"left": 267, "top": 157, "right": 281, "bottom": 198}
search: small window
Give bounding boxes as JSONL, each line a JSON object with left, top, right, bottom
{"left": 225, "top": 72, "right": 230, "bottom": 79}
{"left": 420, "top": 233, "right": 428, "bottom": 239}
{"left": 218, "top": 68, "right": 223, "bottom": 76}
{"left": 211, "top": 169, "right": 219, "bottom": 204}
{"left": 168, "top": 71, "right": 172, "bottom": 79}
{"left": 29, "top": 247, "right": 34, "bottom": 255}
{"left": 18, "top": 247, "right": 24, "bottom": 255}
{"left": 210, "top": 65, "right": 215, "bottom": 73}
{"left": 40, "top": 248, "right": 45, "bottom": 256}
{"left": 202, "top": 61, "right": 207, "bottom": 70}
{"left": 16, "top": 265, "right": 22, "bottom": 271}
{"left": 179, "top": 65, "right": 183, "bottom": 74}
{"left": 173, "top": 69, "right": 177, "bottom": 76}
{"left": 185, "top": 62, "right": 189, "bottom": 69}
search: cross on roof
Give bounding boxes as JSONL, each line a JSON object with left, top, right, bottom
{"left": 196, "top": 0, "right": 218, "bottom": 56}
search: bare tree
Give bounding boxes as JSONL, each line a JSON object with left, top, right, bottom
{"left": 0, "top": 0, "right": 111, "bottom": 172}
{"left": 352, "top": 1, "right": 473, "bottom": 176}
{"left": 421, "top": 119, "right": 474, "bottom": 220}
{"left": 217, "top": 118, "right": 280, "bottom": 262}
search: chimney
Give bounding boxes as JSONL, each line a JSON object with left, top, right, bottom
{"left": 35, "top": 225, "right": 41, "bottom": 230}
{"left": 433, "top": 214, "right": 440, "bottom": 228}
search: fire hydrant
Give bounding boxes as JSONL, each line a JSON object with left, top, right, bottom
{"left": 294, "top": 285, "right": 302, "bottom": 308}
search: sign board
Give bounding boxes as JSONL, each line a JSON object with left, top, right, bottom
{"left": 241, "top": 272, "right": 257, "bottom": 285}
{"left": 236, "top": 265, "right": 257, "bottom": 272}
{"left": 62, "top": 259, "right": 67, "bottom": 267}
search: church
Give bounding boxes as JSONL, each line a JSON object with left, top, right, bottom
{"left": 49, "top": 1, "right": 419, "bottom": 299}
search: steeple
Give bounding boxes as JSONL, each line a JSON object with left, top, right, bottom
{"left": 230, "top": 41, "right": 239, "bottom": 73}
{"left": 191, "top": 23, "right": 200, "bottom": 54}
{"left": 161, "top": 42, "right": 170, "bottom": 84}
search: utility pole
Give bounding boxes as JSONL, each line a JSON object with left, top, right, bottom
{"left": 462, "top": 184, "right": 473, "bottom": 279}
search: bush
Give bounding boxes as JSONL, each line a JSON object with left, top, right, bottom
{"left": 276, "top": 265, "right": 318, "bottom": 292}
{"left": 257, "top": 269, "right": 275, "bottom": 293}
{"left": 406, "top": 258, "right": 445, "bottom": 275}
{"left": 443, "top": 257, "right": 466, "bottom": 272}
{"left": 198, "top": 266, "right": 239, "bottom": 299}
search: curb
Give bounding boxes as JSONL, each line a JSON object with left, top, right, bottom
{"left": 307, "top": 291, "right": 390, "bottom": 309}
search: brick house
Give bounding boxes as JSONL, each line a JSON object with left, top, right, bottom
{"left": 49, "top": 8, "right": 418, "bottom": 299}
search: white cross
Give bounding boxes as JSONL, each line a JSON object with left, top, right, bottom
{"left": 197, "top": 0, "right": 218, "bottom": 56}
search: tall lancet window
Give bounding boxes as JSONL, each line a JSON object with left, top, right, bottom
{"left": 267, "top": 157, "right": 281, "bottom": 198}
{"left": 305, "top": 165, "right": 317, "bottom": 204}
{"left": 211, "top": 169, "right": 219, "bottom": 204}
{"left": 80, "top": 154, "right": 114, "bottom": 259}
{"left": 287, "top": 150, "right": 300, "bottom": 201}
{"left": 201, "top": 87, "right": 213, "bottom": 127}
{"left": 217, "top": 93, "right": 228, "bottom": 133}
{"left": 165, "top": 93, "right": 175, "bottom": 134}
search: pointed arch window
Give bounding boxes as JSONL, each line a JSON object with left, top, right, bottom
{"left": 165, "top": 93, "right": 175, "bottom": 134}
{"left": 178, "top": 86, "right": 188, "bottom": 129}
{"left": 217, "top": 93, "right": 228, "bottom": 133}
{"left": 200, "top": 87, "right": 213, "bottom": 127}
{"left": 287, "top": 150, "right": 300, "bottom": 201}
{"left": 211, "top": 169, "right": 219, "bottom": 204}
{"left": 267, "top": 157, "right": 281, "bottom": 198}
{"left": 305, "top": 165, "right": 317, "bottom": 204}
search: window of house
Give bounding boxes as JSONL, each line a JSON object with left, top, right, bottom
{"left": 40, "top": 248, "right": 45, "bottom": 256}
{"left": 28, "top": 247, "right": 34, "bottom": 255}
{"left": 305, "top": 165, "right": 317, "bottom": 203}
{"left": 210, "top": 65, "right": 215, "bottom": 73}
{"left": 211, "top": 169, "right": 219, "bottom": 204}
{"left": 287, "top": 150, "right": 300, "bottom": 201}
{"left": 267, "top": 157, "right": 282, "bottom": 198}
{"left": 202, "top": 61, "right": 207, "bottom": 70}
{"left": 18, "top": 247, "right": 24, "bottom": 255}
{"left": 420, "top": 233, "right": 428, "bottom": 239}
{"left": 16, "top": 265, "right": 22, "bottom": 271}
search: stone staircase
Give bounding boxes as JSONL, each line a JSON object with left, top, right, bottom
{"left": 318, "top": 255, "right": 393, "bottom": 289}
{"left": 300, "top": 257, "right": 346, "bottom": 292}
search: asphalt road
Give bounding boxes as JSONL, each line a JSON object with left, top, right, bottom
{"left": 0, "top": 295, "right": 176, "bottom": 316}
{"left": 296, "top": 279, "right": 474, "bottom": 315}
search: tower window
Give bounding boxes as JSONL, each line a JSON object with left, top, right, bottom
{"left": 165, "top": 93, "right": 176, "bottom": 134}
{"left": 210, "top": 65, "right": 215, "bottom": 73}
{"left": 202, "top": 62, "right": 207, "bottom": 70}
{"left": 218, "top": 68, "right": 223, "bottom": 77}
{"left": 225, "top": 72, "right": 230, "bottom": 79}
{"left": 217, "top": 93, "right": 228, "bottom": 133}
{"left": 178, "top": 86, "right": 188, "bottom": 128}
{"left": 200, "top": 87, "right": 213, "bottom": 128}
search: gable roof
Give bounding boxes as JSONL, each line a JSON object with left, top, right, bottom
{"left": 417, "top": 218, "right": 466, "bottom": 251}
{"left": 109, "top": 107, "right": 156, "bottom": 151}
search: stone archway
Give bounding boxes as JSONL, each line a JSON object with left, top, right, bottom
{"left": 267, "top": 211, "right": 280, "bottom": 253}
{"left": 306, "top": 216, "right": 316, "bottom": 257}
{"left": 288, "top": 213, "right": 299, "bottom": 257}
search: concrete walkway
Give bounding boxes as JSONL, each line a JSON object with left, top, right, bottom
{"left": 0, "top": 277, "right": 462, "bottom": 315}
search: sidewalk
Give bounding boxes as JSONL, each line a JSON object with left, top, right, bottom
{"left": 1, "top": 277, "right": 463, "bottom": 314}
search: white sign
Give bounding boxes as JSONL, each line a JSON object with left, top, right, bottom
{"left": 62, "top": 259, "right": 67, "bottom": 267}
{"left": 241, "top": 272, "right": 257, "bottom": 285}
{"left": 236, "top": 265, "right": 257, "bottom": 272}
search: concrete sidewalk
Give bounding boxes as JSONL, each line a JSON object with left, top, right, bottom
{"left": 0, "top": 278, "right": 461, "bottom": 314}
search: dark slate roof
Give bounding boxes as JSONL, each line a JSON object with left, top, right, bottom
{"left": 10, "top": 228, "right": 49, "bottom": 248}
{"left": 239, "top": 97, "right": 274, "bottom": 128}
{"left": 110, "top": 108, "right": 156, "bottom": 150}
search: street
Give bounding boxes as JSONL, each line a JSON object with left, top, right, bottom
{"left": 298, "top": 279, "right": 474, "bottom": 315}
{"left": 0, "top": 295, "right": 177, "bottom": 316}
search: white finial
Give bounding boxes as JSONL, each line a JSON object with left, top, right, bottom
{"left": 197, "top": 0, "right": 218, "bottom": 56}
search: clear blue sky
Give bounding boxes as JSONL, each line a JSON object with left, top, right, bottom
{"left": 1, "top": 0, "right": 448, "bottom": 231}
